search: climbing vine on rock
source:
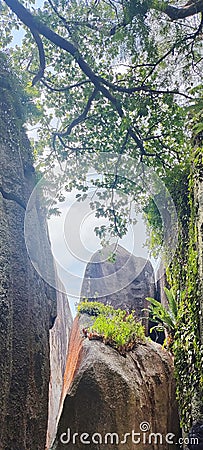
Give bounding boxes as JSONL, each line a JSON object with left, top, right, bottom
{"left": 144, "top": 147, "right": 203, "bottom": 430}
{"left": 172, "top": 190, "right": 203, "bottom": 429}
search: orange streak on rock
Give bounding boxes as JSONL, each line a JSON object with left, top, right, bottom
{"left": 61, "top": 316, "right": 83, "bottom": 399}
{"left": 47, "top": 317, "right": 83, "bottom": 447}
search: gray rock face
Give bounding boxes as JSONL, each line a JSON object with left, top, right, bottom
{"left": 81, "top": 245, "right": 155, "bottom": 332}
{"left": 52, "top": 315, "right": 180, "bottom": 450}
{"left": 0, "top": 55, "right": 72, "bottom": 450}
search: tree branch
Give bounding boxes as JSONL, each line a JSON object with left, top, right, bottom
{"left": 54, "top": 87, "right": 98, "bottom": 140}
{"left": 128, "top": 128, "right": 145, "bottom": 155}
{"left": 110, "top": 0, "right": 203, "bottom": 36}
{"left": 4, "top": 0, "right": 177, "bottom": 159}
{"left": 40, "top": 78, "right": 90, "bottom": 92}
{"left": 47, "top": 0, "right": 73, "bottom": 37}
{"left": 47, "top": 0, "right": 101, "bottom": 32}
{"left": 31, "top": 29, "right": 45, "bottom": 85}
{"left": 155, "top": 0, "right": 203, "bottom": 19}
{"left": 98, "top": 77, "right": 193, "bottom": 99}
{"left": 3, "top": 0, "right": 124, "bottom": 116}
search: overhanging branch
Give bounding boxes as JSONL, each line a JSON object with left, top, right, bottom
{"left": 3, "top": 0, "right": 187, "bottom": 160}
{"left": 40, "top": 78, "right": 90, "bottom": 92}
{"left": 31, "top": 29, "right": 45, "bottom": 85}
{"left": 53, "top": 87, "right": 98, "bottom": 146}
{"left": 3, "top": 0, "right": 123, "bottom": 116}
{"left": 156, "top": 0, "right": 203, "bottom": 19}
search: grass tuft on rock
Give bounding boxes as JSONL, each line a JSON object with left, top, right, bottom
{"left": 78, "top": 300, "right": 145, "bottom": 356}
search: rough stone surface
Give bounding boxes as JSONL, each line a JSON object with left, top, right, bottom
{"left": 0, "top": 55, "right": 72, "bottom": 450}
{"left": 81, "top": 245, "right": 155, "bottom": 332}
{"left": 52, "top": 314, "right": 180, "bottom": 450}
{"left": 47, "top": 279, "right": 73, "bottom": 450}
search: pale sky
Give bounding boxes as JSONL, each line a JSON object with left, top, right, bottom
{"left": 47, "top": 189, "right": 159, "bottom": 316}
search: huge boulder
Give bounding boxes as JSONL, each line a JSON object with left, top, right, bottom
{"left": 81, "top": 244, "right": 155, "bottom": 332}
{"left": 52, "top": 314, "right": 180, "bottom": 450}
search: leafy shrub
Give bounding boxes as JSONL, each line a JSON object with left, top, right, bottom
{"left": 146, "top": 287, "right": 178, "bottom": 348}
{"left": 78, "top": 300, "right": 114, "bottom": 317}
{"left": 78, "top": 301, "right": 145, "bottom": 355}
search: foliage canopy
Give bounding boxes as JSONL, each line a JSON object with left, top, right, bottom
{"left": 1, "top": 0, "right": 202, "bottom": 241}
{"left": 1, "top": 0, "right": 202, "bottom": 168}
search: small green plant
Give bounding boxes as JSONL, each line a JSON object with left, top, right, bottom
{"left": 146, "top": 287, "right": 178, "bottom": 347}
{"left": 78, "top": 300, "right": 114, "bottom": 317}
{"left": 78, "top": 301, "right": 145, "bottom": 355}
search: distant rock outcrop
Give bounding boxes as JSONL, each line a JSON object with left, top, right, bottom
{"left": 52, "top": 314, "right": 180, "bottom": 450}
{"left": 0, "top": 54, "right": 72, "bottom": 450}
{"left": 81, "top": 245, "right": 155, "bottom": 332}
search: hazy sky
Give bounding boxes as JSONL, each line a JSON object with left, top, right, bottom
{"left": 47, "top": 190, "right": 159, "bottom": 316}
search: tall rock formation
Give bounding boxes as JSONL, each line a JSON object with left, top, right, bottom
{"left": 0, "top": 53, "right": 72, "bottom": 450}
{"left": 81, "top": 245, "right": 155, "bottom": 332}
